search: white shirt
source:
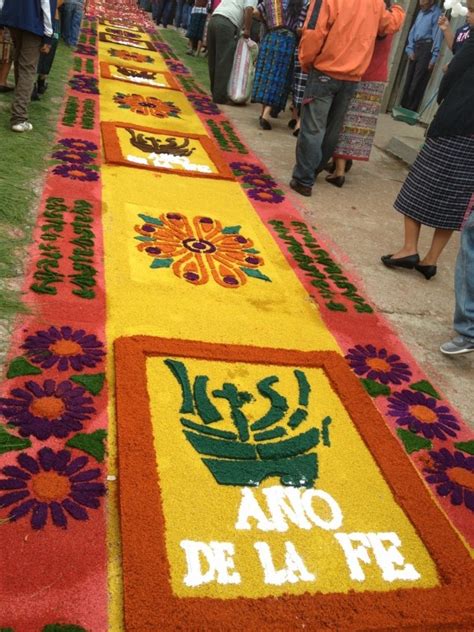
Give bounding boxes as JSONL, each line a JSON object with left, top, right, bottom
{"left": 212, "top": 0, "right": 258, "bottom": 30}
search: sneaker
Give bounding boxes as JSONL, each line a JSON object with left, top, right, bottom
{"left": 11, "top": 121, "right": 33, "bottom": 132}
{"left": 440, "top": 336, "right": 474, "bottom": 355}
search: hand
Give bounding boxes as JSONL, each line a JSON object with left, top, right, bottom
{"left": 40, "top": 44, "right": 51, "bottom": 54}
{"left": 242, "top": 28, "right": 250, "bottom": 39}
{"left": 428, "top": 62, "right": 434, "bottom": 70}
{"left": 408, "top": 52, "right": 415, "bottom": 61}
{"left": 438, "top": 15, "right": 449, "bottom": 30}
{"left": 442, "top": 63, "right": 449, "bottom": 73}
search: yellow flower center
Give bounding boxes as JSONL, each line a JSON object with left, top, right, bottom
{"left": 366, "top": 357, "right": 391, "bottom": 372}
{"left": 449, "top": 467, "right": 474, "bottom": 491}
{"left": 50, "top": 339, "right": 82, "bottom": 357}
{"left": 32, "top": 471, "right": 70, "bottom": 502}
{"left": 409, "top": 404, "right": 437, "bottom": 423}
{"left": 29, "top": 396, "right": 65, "bottom": 419}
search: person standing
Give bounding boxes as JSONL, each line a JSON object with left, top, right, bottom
{"left": 207, "top": 0, "right": 257, "bottom": 103}
{"left": 290, "top": 0, "right": 405, "bottom": 197}
{"left": 327, "top": 2, "right": 403, "bottom": 188}
{"left": 0, "top": 0, "right": 54, "bottom": 132}
{"left": 440, "top": 205, "right": 474, "bottom": 355}
{"left": 61, "top": 0, "right": 84, "bottom": 47}
{"left": 251, "top": 0, "right": 307, "bottom": 130}
{"left": 400, "top": 0, "right": 442, "bottom": 112}
{"left": 0, "top": 26, "right": 13, "bottom": 92}
{"left": 382, "top": 23, "right": 474, "bottom": 280}
{"left": 438, "top": 12, "right": 471, "bottom": 55}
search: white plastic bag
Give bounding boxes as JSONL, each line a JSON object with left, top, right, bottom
{"left": 227, "top": 37, "right": 258, "bottom": 104}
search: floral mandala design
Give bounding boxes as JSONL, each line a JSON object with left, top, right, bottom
{"left": 105, "top": 27, "right": 142, "bottom": 39}
{"left": 387, "top": 389, "right": 460, "bottom": 441}
{"left": 134, "top": 212, "right": 270, "bottom": 288}
{"left": 0, "top": 447, "right": 105, "bottom": 529}
{"left": 22, "top": 326, "right": 105, "bottom": 372}
{"left": 69, "top": 74, "right": 99, "bottom": 94}
{"left": 53, "top": 164, "right": 99, "bottom": 181}
{"left": 423, "top": 449, "right": 474, "bottom": 511}
{"left": 345, "top": 344, "right": 412, "bottom": 385}
{"left": 248, "top": 188, "right": 284, "bottom": 204}
{"left": 0, "top": 379, "right": 95, "bottom": 440}
{"left": 113, "top": 92, "right": 181, "bottom": 118}
{"left": 230, "top": 162, "right": 263, "bottom": 175}
{"left": 108, "top": 48, "right": 154, "bottom": 63}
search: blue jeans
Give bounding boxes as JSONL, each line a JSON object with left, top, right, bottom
{"left": 454, "top": 208, "right": 474, "bottom": 341}
{"left": 174, "top": 0, "right": 184, "bottom": 27}
{"left": 61, "top": 2, "right": 83, "bottom": 47}
{"left": 181, "top": 3, "right": 192, "bottom": 28}
{"left": 292, "top": 69, "right": 357, "bottom": 188}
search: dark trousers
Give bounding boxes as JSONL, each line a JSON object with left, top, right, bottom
{"left": 9, "top": 28, "right": 42, "bottom": 124}
{"left": 154, "top": 0, "right": 176, "bottom": 26}
{"left": 207, "top": 14, "right": 238, "bottom": 103}
{"left": 401, "top": 41, "right": 433, "bottom": 112}
{"left": 292, "top": 69, "right": 357, "bottom": 188}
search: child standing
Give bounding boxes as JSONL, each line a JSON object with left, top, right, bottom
{"left": 186, "top": 0, "right": 208, "bottom": 56}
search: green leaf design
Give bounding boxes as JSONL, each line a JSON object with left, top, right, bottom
{"left": 0, "top": 426, "right": 32, "bottom": 455}
{"left": 409, "top": 380, "right": 441, "bottom": 399}
{"left": 396, "top": 428, "right": 432, "bottom": 454}
{"left": 221, "top": 225, "right": 241, "bottom": 234}
{"left": 6, "top": 356, "right": 42, "bottom": 379}
{"left": 70, "top": 373, "right": 105, "bottom": 395}
{"left": 66, "top": 429, "right": 107, "bottom": 462}
{"left": 360, "top": 378, "right": 391, "bottom": 397}
{"left": 150, "top": 258, "right": 173, "bottom": 269}
{"left": 454, "top": 440, "right": 474, "bottom": 455}
{"left": 241, "top": 267, "right": 271, "bottom": 282}
{"left": 138, "top": 213, "right": 163, "bottom": 225}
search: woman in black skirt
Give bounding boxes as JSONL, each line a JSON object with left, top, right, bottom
{"left": 382, "top": 23, "right": 474, "bottom": 280}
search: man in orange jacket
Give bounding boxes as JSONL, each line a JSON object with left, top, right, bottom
{"left": 290, "top": 0, "right": 405, "bottom": 197}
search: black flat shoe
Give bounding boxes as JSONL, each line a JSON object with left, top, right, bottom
{"left": 289, "top": 178, "right": 312, "bottom": 197}
{"left": 381, "top": 253, "right": 420, "bottom": 269}
{"left": 259, "top": 116, "right": 272, "bottom": 130}
{"left": 415, "top": 263, "right": 437, "bottom": 280}
{"left": 326, "top": 175, "right": 345, "bottom": 188}
{"left": 288, "top": 118, "right": 297, "bottom": 129}
{"left": 292, "top": 128, "right": 299, "bottom": 138}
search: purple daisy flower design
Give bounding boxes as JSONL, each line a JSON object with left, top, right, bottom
{"left": 75, "top": 44, "right": 97, "bottom": 56}
{"left": 0, "top": 379, "right": 95, "bottom": 440}
{"left": 242, "top": 174, "right": 278, "bottom": 189}
{"left": 59, "top": 138, "right": 97, "bottom": 152}
{"left": 21, "top": 326, "right": 105, "bottom": 372}
{"left": 0, "top": 447, "right": 106, "bottom": 530}
{"left": 53, "top": 164, "right": 99, "bottom": 181}
{"left": 69, "top": 74, "right": 99, "bottom": 94}
{"left": 187, "top": 94, "right": 220, "bottom": 115}
{"left": 165, "top": 61, "right": 190, "bottom": 75}
{"left": 387, "top": 390, "right": 460, "bottom": 440}
{"left": 230, "top": 162, "right": 263, "bottom": 175}
{"left": 52, "top": 149, "right": 93, "bottom": 164}
{"left": 423, "top": 448, "right": 474, "bottom": 511}
{"left": 345, "top": 344, "right": 412, "bottom": 385}
{"left": 247, "top": 188, "right": 285, "bottom": 204}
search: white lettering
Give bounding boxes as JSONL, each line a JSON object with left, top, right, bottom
{"left": 334, "top": 532, "right": 372, "bottom": 581}
{"left": 302, "top": 489, "right": 343, "bottom": 531}
{"left": 180, "top": 540, "right": 241, "bottom": 587}
{"left": 254, "top": 541, "right": 316, "bottom": 585}
{"left": 235, "top": 487, "right": 275, "bottom": 531}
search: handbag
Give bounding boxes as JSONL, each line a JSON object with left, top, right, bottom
{"left": 227, "top": 37, "right": 258, "bottom": 104}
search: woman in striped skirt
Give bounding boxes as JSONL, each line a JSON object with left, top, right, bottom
{"left": 382, "top": 26, "right": 474, "bottom": 280}
{"left": 251, "top": 0, "right": 306, "bottom": 130}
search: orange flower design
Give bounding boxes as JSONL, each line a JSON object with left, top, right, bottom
{"left": 109, "top": 49, "right": 154, "bottom": 64}
{"left": 114, "top": 92, "right": 181, "bottom": 118}
{"left": 134, "top": 213, "right": 270, "bottom": 288}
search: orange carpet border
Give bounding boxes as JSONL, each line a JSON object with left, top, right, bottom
{"left": 114, "top": 336, "right": 474, "bottom": 631}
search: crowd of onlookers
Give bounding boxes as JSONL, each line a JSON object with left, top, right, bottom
{"left": 1, "top": 0, "right": 473, "bottom": 355}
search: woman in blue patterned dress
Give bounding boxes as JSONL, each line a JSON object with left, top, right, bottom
{"left": 251, "top": 0, "right": 305, "bottom": 130}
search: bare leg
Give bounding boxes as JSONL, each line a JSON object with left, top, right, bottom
{"left": 0, "top": 60, "right": 12, "bottom": 86}
{"left": 421, "top": 228, "right": 453, "bottom": 265}
{"left": 334, "top": 158, "right": 346, "bottom": 177}
{"left": 391, "top": 216, "right": 421, "bottom": 258}
{"left": 261, "top": 104, "right": 271, "bottom": 122}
